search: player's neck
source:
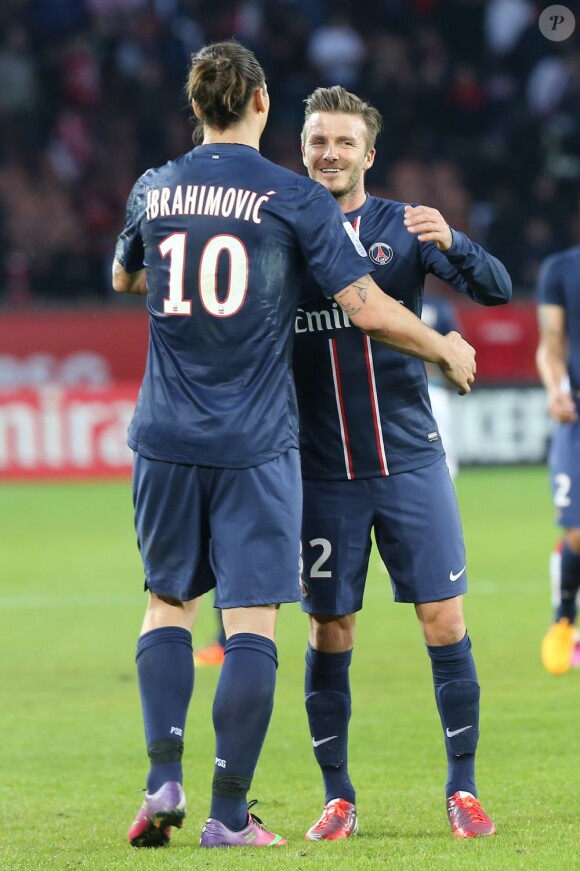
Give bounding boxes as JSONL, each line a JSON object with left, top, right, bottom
{"left": 336, "top": 189, "right": 367, "bottom": 215}
{"left": 202, "top": 119, "right": 261, "bottom": 151}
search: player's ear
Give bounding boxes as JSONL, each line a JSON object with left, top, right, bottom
{"left": 255, "top": 85, "right": 268, "bottom": 114}
{"left": 192, "top": 100, "right": 203, "bottom": 121}
{"left": 364, "top": 148, "right": 376, "bottom": 171}
{"left": 301, "top": 144, "right": 308, "bottom": 167}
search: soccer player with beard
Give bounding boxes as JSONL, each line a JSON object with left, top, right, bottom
{"left": 112, "top": 45, "right": 476, "bottom": 850}
{"left": 296, "top": 86, "right": 511, "bottom": 840}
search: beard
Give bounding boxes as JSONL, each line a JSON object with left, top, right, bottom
{"left": 316, "top": 168, "right": 362, "bottom": 202}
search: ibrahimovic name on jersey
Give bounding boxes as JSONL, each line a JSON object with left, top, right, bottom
{"left": 115, "top": 143, "right": 372, "bottom": 470}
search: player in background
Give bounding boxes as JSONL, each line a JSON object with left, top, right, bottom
{"left": 545, "top": 539, "right": 580, "bottom": 667}
{"left": 296, "top": 86, "right": 511, "bottom": 841}
{"left": 536, "top": 246, "right": 580, "bottom": 675}
{"left": 112, "top": 43, "right": 477, "bottom": 850}
{"left": 545, "top": 539, "right": 580, "bottom": 665}
{"left": 422, "top": 293, "right": 461, "bottom": 479}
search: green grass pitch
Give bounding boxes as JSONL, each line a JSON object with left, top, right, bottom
{"left": 1, "top": 465, "right": 578, "bottom": 870}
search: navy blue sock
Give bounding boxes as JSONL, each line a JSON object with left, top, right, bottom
{"left": 305, "top": 644, "right": 355, "bottom": 805}
{"left": 136, "top": 626, "right": 194, "bottom": 794}
{"left": 556, "top": 543, "right": 580, "bottom": 623}
{"left": 427, "top": 633, "right": 479, "bottom": 799}
{"left": 210, "top": 633, "right": 278, "bottom": 831}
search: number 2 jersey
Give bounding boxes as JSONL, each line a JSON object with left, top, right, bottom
{"left": 114, "top": 143, "right": 372, "bottom": 469}
{"left": 293, "top": 194, "right": 512, "bottom": 480}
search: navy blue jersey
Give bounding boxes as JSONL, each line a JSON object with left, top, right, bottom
{"left": 115, "top": 144, "right": 371, "bottom": 468}
{"left": 536, "top": 246, "right": 580, "bottom": 394}
{"left": 294, "top": 195, "right": 511, "bottom": 480}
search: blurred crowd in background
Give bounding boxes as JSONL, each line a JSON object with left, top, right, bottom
{"left": 0, "top": 0, "right": 579, "bottom": 305}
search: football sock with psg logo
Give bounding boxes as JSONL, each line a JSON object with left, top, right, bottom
{"left": 305, "top": 644, "right": 356, "bottom": 806}
{"left": 210, "top": 633, "right": 278, "bottom": 831}
{"left": 136, "top": 626, "right": 194, "bottom": 794}
{"left": 427, "top": 633, "right": 479, "bottom": 799}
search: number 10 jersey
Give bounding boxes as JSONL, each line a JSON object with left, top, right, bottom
{"left": 114, "top": 143, "right": 371, "bottom": 469}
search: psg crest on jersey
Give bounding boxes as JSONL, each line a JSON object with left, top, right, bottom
{"left": 368, "top": 242, "right": 394, "bottom": 265}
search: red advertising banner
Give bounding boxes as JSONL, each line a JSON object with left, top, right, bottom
{"left": 457, "top": 301, "right": 539, "bottom": 383}
{"left": 0, "top": 309, "right": 149, "bottom": 389}
{"left": 0, "top": 303, "right": 542, "bottom": 478}
{"left": 0, "top": 384, "right": 138, "bottom": 479}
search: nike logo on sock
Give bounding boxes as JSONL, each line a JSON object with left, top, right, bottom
{"left": 449, "top": 566, "right": 466, "bottom": 582}
{"left": 312, "top": 735, "right": 338, "bottom": 748}
{"left": 446, "top": 725, "right": 473, "bottom": 738}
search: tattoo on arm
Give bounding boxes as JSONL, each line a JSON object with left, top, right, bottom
{"left": 335, "top": 274, "right": 371, "bottom": 318}
{"left": 336, "top": 297, "right": 362, "bottom": 317}
{"left": 351, "top": 274, "right": 370, "bottom": 302}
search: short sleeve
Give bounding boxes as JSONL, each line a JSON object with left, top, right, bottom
{"left": 293, "top": 181, "right": 372, "bottom": 297}
{"left": 536, "top": 255, "right": 564, "bottom": 307}
{"left": 114, "top": 176, "right": 148, "bottom": 273}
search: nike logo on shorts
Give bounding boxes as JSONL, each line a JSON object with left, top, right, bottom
{"left": 449, "top": 566, "right": 466, "bottom": 582}
{"left": 312, "top": 735, "right": 338, "bottom": 748}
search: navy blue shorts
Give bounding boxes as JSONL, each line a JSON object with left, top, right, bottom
{"left": 132, "top": 449, "right": 302, "bottom": 607}
{"left": 549, "top": 420, "right": 580, "bottom": 528}
{"left": 300, "top": 456, "right": 466, "bottom": 613}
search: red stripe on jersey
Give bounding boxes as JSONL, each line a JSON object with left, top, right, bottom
{"left": 363, "top": 335, "right": 389, "bottom": 476}
{"left": 351, "top": 215, "right": 361, "bottom": 237}
{"left": 329, "top": 338, "right": 355, "bottom": 480}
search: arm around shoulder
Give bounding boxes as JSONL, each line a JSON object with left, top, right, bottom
{"left": 333, "top": 275, "right": 476, "bottom": 395}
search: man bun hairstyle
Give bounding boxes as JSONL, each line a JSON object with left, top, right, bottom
{"left": 186, "top": 40, "right": 265, "bottom": 134}
{"left": 302, "top": 85, "right": 383, "bottom": 151}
